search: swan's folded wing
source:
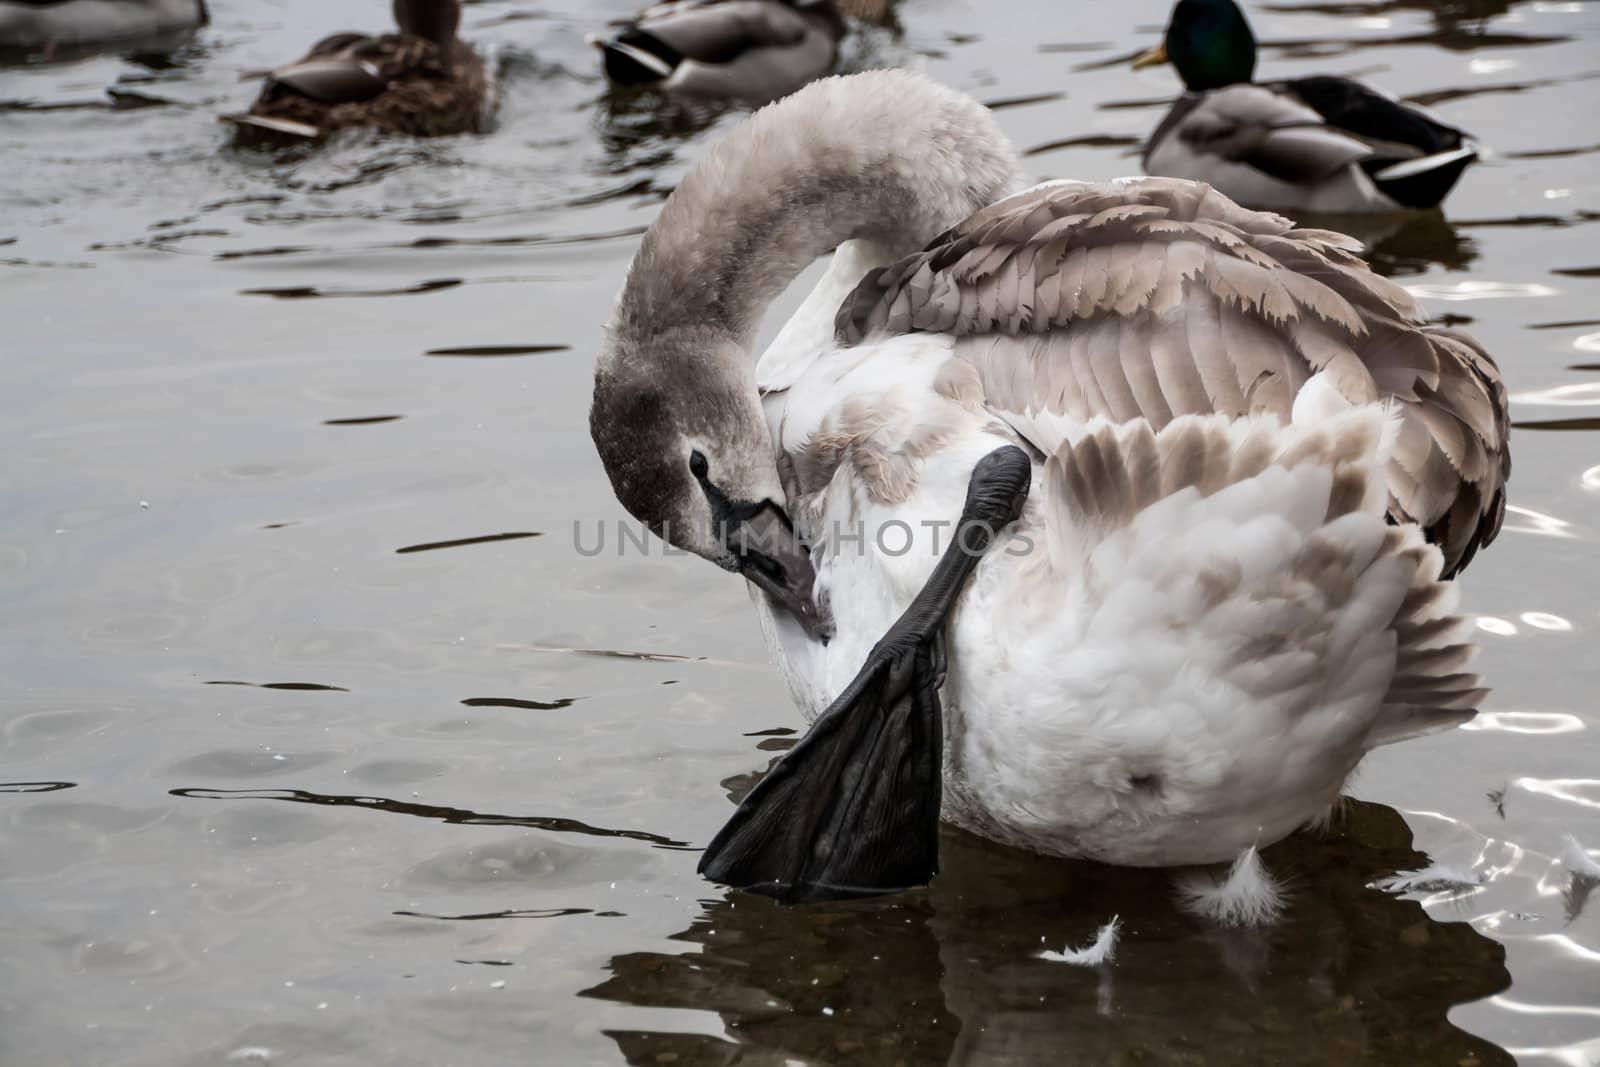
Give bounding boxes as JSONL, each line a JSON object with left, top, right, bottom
{"left": 1038, "top": 415, "right": 1485, "bottom": 745}
{"left": 834, "top": 176, "right": 1509, "bottom": 576}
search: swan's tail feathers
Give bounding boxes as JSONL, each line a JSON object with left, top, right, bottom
{"left": 1039, "top": 409, "right": 1485, "bottom": 737}
{"left": 699, "top": 446, "right": 1033, "bottom": 903}
{"left": 1370, "top": 526, "right": 1485, "bottom": 745}
{"left": 1367, "top": 143, "right": 1479, "bottom": 210}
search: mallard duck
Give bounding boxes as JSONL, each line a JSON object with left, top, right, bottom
{"left": 220, "top": 0, "right": 489, "bottom": 141}
{"left": 0, "top": 0, "right": 206, "bottom": 58}
{"left": 1133, "top": 0, "right": 1479, "bottom": 213}
{"left": 590, "top": 70, "right": 1509, "bottom": 906}
{"left": 590, "top": 0, "right": 846, "bottom": 101}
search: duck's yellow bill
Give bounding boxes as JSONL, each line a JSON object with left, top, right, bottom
{"left": 1131, "top": 43, "right": 1169, "bottom": 69}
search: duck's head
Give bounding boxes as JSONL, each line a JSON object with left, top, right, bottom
{"left": 393, "top": 0, "right": 460, "bottom": 46}
{"left": 1134, "top": 0, "right": 1257, "bottom": 92}
{"left": 591, "top": 329, "right": 829, "bottom": 641}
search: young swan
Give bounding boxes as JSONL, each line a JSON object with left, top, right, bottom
{"left": 591, "top": 70, "right": 1508, "bottom": 910}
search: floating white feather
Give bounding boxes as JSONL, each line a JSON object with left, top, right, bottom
{"left": 1374, "top": 865, "right": 1485, "bottom": 895}
{"left": 1038, "top": 915, "right": 1121, "bottom": 967}
{"left": 1561, "top": 835, "right": 1600, "bottom": 880}
{"left": 1175, "top": 846, "right": 1284, "bottom": 927}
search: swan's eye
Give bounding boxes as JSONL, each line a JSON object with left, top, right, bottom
{"left": 689, "top": 449, "right": 709, "bottom": 480}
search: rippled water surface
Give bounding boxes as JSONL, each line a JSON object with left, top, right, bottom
{"left": 3, "top": 1, "right": 1599, "bottom": 1063}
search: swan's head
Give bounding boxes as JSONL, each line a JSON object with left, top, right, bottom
{"left": 591, "top": 330, "right": 830, "bottom": 641}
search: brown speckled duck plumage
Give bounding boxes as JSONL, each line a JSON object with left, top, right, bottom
{"left": 224, "top": 0, "right": 489, "bottom": 141}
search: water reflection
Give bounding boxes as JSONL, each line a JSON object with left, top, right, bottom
{"left": 597, "top": 91, "right": 735, "bottom": 175}
{"left": 394, "top": 531, "right": 543, "bottom": 555}
{"left": 1499, "top": 504, "right": 1579, "bottom": 539}
{"left": 585, "top": 801, "right": 1512, "bottom": 1065}
{"left": 1262, "top": 0, "right": 1562, "bottom": 55}
{"left": 169, "top": 787, "right": 687, "bottom": 846}
{"left": 204, "top": 680, "right": 350, "bottom": 691}
{"left": 1513, "top": 417, "right": 1600, "bottom": 431}
{"left": 322, "top": 415, "right": 403, "bottom": 426}
{"left": 1292, "top": 210, "right": 1477, "bottom": 277}
{"left": 460, "top": 696, "right": 578, "bottom": 711}
{"left": 424, "top": 344, "right": 570, "bottom": 357}
{"left": 240, "top": 279, "right": 466, "bottom": 299}
{"left": 398, "top": 905, "right": 599, "bottom": 922}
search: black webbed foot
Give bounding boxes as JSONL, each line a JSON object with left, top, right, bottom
{"left": 698, "top": 446, "right": 1033, "bottom": 903}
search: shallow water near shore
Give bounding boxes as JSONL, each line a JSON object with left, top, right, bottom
{"left": 2, "top": 0, "right": 1599, "bottom": 1063}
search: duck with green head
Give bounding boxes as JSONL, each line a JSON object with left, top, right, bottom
{"left": 1134, "top": 0, "right": 1478, "bottom": 213}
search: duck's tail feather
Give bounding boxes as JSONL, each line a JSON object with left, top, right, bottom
{"left": 218, "top": 113, "right": 324, "bottom": 140}
{"left": 591, "top": 33, "right": 676, "bottom": 85}
{"left": 1367, "top": 144, "right": 1479, "bottom": 209}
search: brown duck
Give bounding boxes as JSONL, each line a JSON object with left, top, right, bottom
{"left": 222, "top": 0, "right": 489, "bottom": 141}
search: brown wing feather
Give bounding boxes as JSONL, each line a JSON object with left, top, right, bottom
{"left": 835, "top": 177, "right": 1509, "bottom": 576}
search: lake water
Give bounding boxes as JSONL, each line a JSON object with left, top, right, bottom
{"left": 2, "top": 0, "right": 1598, "bottom": 1063}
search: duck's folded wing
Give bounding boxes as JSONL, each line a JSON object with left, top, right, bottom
{"left": 1282, "top": 75, "right": 1470, "bottom": 158}
{"left": 1148, "top": 85, "right": 1374, "bottom": 184}
{"left": 835, "top": 176, "right": 1509, "bottom": 576}
{"left": 629, "top": 0, "right": 812, "bottom": 63}
{"left": 1277, "top": 75, "right": 1480, "bottom": 208}
{"left": 302, "top": 32, "right": 371, "bottom": 61}
{"left": 267, "top": 56, "right": 388, "bottom": 103}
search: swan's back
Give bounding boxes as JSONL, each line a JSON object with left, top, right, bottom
{"left": 834, "top": 177, "right": 1509, "bottom": 576}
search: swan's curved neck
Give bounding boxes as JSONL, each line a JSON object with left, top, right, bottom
{"left": 607, "top": 72, "right": 1021, "bottom": 363}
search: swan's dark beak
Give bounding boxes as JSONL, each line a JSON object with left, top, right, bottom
{"left": 734, "top": 510, "right": 832, "bottom": 643}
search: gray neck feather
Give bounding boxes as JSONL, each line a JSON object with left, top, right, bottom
{"left": 605, "top": 70, "right": 1021, "bottom": 367}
